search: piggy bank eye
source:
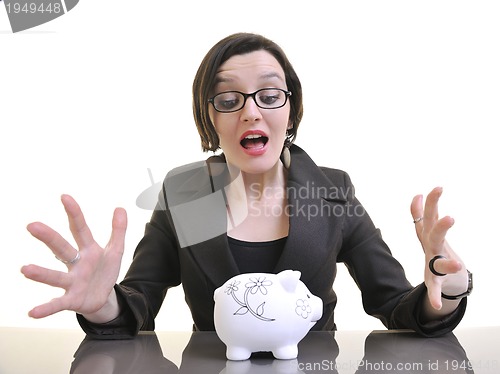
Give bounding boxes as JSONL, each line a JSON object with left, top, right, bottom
{"left": 307, "top": 294, "right": 311, "bottom": 298}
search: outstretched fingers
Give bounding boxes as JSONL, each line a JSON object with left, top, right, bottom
{"left": 21, "top": 264, "right": 71, "bottom": 289}
{"left": 28, "top": 295, "right": 71, "bottom": 319}
{"left": 411, "top": 187, "right": 468, "bottom": 312}
{"left": 410, "top": 194, "right": 424, "bottom": 242}
{"left": 411, "top": 187, "right": 455, "bottom": 253}
{"left": 422, "top": 187, "right": 442, "bottom": 226}
{"left": 61, "top": 194, "right": 95, "bottom": 249}
{"left": 20, "top": 265, "right": 73, "bottom": 318}
{"left": 411, "top": 187, "right": 444, "bottom": 230}
{"left": 26, "top": 221, "right": 78, "bottom": 266}
{"left": 23, "top": 197, "right": 128, "bottom": 319}
{"left": 427, "top": 216, "right": 455, "bottom": 250}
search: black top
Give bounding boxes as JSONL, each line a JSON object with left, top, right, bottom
{"left": 77, "top": 144, "right": 467, "bottom": 338}
{"left": 228, "top": 236, "right": 287, "bottom": 274}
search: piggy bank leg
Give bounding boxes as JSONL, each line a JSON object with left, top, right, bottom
{"left": 226, "top": 346, "right": 252, "bottom": 361}
{"left": 273, "top": 344, "right": 298, "bottom": 360}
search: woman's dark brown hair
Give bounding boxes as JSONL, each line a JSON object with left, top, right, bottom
{"left": 192, "top": 33, "right": 303, "bottom": 152}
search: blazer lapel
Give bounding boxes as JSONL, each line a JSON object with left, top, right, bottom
{"left": 274, "top": 145, "right": 349, "bottom": 283}
{"left": 164, "top": 157, "right": 239, "bottom": 287}
{"left": 188, "top": 234, "right": 239, "bottom": 288}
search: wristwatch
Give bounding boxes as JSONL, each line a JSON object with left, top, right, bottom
{"left": 441, "top": 270, "right": 473, "bottom": 300}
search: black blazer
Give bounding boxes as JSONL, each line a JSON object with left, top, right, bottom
{"left": 78, "top": 145, "right": 466, "bottom": 338}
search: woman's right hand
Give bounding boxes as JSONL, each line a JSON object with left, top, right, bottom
{"left": 21, "top": 194, "right": 127, "bottom": 322}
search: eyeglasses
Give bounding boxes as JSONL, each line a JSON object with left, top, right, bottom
{"left": 208, "top": 88, "right": 292, "bottom": 113}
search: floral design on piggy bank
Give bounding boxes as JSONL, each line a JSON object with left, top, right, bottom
{"left": 214, "top": 270, "right": 323, "bottom": 360}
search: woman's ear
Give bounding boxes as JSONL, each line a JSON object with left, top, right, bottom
{"left": 209, "top": 108, "right": 216, "bottom": 130}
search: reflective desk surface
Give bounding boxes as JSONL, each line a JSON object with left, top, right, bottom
{"left": 0, "top": 327, "right": 499, "bottom": 373}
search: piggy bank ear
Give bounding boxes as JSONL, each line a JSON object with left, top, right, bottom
{"left": 278, "top": 270, "right": 301, "bottom": 293}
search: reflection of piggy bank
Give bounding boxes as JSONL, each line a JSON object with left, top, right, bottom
{"left": 214, "top": 270, "right": 323, "bottom": 360}
{"left": 220, "top": 358, "right": 305, "bottom": 374}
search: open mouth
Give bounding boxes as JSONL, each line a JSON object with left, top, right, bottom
{"left": 240, "top": 133, "right": 269, "bottom": 150}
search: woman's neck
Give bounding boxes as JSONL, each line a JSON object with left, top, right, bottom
{"left": 226, "top": 160, "right": 287, "bottom": 202}
{"left": 224, "top": 160, "right": 290, "bottom": 241}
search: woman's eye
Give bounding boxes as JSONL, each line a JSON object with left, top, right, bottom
{"left": 259, "top": 95, "right": 279, "bottom": 105}
{"left": 220, "top": 99, "right": 239, "bottom": 109}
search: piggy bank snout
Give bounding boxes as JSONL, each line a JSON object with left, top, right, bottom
{"left": 309, "top": 294, "right": 323, "bottom": 322}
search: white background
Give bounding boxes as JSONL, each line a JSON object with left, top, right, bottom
{"left": 1, "top": 1, "right": 499, "bottom": 332}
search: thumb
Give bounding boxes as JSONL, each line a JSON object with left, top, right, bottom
{"left": 106, "top": 207, "right": 127, "bottom": 256}
{"left": 427, "top": 283, "right": 443, "bottom": 311}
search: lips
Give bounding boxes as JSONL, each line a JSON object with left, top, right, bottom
{"left": 239, "top": 130, "right": 269, "bottom": 155}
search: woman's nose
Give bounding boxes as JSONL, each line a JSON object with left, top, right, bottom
{"left": 239, "top": 96, "right": 262, "bottom": 122}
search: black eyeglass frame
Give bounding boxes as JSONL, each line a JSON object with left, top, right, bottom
{"left": 208, "top": 88, "right": 292, "bottom": 113}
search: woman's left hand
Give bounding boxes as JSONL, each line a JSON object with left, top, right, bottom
{"left": 411, "top": 187, "right": 468, "bottom": 310}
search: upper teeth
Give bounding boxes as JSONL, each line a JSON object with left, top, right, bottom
{"left": 245, "top": 134, "right": 262, "bottom": 139}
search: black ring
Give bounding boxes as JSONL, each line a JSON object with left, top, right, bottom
{"left": 429, "top": 255, "right": 447, "bottom": 276}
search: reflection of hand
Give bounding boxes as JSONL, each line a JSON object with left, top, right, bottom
{"left": 71, "top": 334, "right": 178, "bottom": 374}
{"left": 72, "top": 353, "right": 115, "bottom": 374}
{"left": 21, "top": 194, "right": 127, "bottom": 322}
{"left": 356, "top": 331, "right": 473, "bottom": 374}
{"left": 410, "top": 187, "right": 468, "bottom": 310}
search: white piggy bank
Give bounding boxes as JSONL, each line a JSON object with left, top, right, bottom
{"left": 213, "top": 270, "right": 323, "bottom": 361}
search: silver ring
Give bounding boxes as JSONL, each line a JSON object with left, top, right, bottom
{"left": 413, "top": 216, "right": 423, "bottom": 224}
{"left": 56, "top": 251, "right": 80, "bottom": 265}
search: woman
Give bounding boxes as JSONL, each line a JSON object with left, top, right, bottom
{"left": 21, "top": 33, "right": 471, "bottom": 338}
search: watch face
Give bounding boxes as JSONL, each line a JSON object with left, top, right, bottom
{"left": 441, "top": 270, "right": 473, "bottom": 300}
